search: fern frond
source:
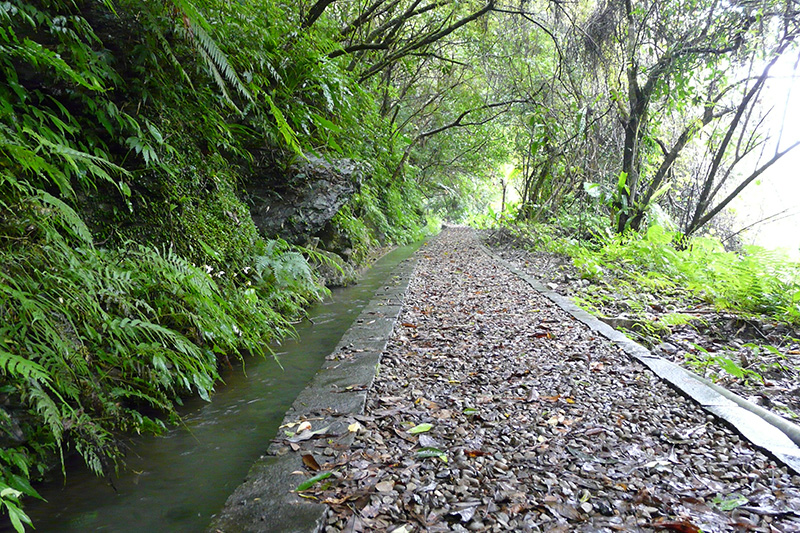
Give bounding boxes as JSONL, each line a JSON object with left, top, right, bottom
{"left": 37, "top": 191, "right": 93, "bottom": 244}
{"left": 192, "top": 42, "right": 240, "bottom": 112}
{"left": 8, "top": 39, "right": 105, "bottom": 91}
{"left": 24, "top": 384, "right": 63, "bottom": 443}
{"left": 169, "top": 0, "right": 252, "bottom": 105}
{"left": 265, "top": 93, "right": 303, "bottom": 154}
{"left": 0, "top": 346, "right": 50, "bottom": 384}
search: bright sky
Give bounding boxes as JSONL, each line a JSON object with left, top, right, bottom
{"left": 729, "top": 51, "right": 800, "bottom": 258}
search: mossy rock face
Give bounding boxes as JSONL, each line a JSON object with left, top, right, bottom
{"left": 245, "top": 156, "right": 366, "bottom": 245}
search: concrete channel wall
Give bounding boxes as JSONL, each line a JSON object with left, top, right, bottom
{"left": 208, "top": 253, "right": 419, "bottom": 533}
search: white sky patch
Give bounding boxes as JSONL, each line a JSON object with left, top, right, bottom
{"left": 729, "top": 51, "right": 800, "bottom": 258}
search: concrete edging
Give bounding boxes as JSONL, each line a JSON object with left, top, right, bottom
{"left": 480, "top": 244, "right": 800, "bottom": 476}
{"left": 208, "top": 254, "right": 419, "bottom": 533}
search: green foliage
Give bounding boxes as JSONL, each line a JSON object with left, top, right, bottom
{"left": 536, "top": 221, "right": 800, "bottom": 326}
{"left": 0, "top": 447, "right": 40, "bottom": 533}
{"left": 0, "top": 226, "right": 327, "bottom": 524}
{"left": 685, "top": 345, "right": 764, "bottom": 385}
{"left": 1, "top": 1, "right": 433, "bottom": 526}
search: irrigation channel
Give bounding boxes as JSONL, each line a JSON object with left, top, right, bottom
{"left": 15, "top": 242, "right": 423, "bottom": 533}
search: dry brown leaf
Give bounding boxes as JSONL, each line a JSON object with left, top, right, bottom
{"left": 465, "top": 449, "right": 487, "bottom": 457}
{"left": 301, "top": 454, "right": 321, "bottom": 471}
{"left": 649, "top": 517, "right": 702, "bottom": 533}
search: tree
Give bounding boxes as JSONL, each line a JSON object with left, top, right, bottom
{"left": 578, "top": 0, "right": 799, "bottom": 234}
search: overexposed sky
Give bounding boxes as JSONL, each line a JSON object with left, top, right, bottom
{"left": 729, "top": 51, "right": 800, "bottom": 258}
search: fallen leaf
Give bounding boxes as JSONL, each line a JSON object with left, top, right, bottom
{"left": 416, "top": 447, "right": 447, "bottom": 462}
{"left": 401, "top": 323, "right": 417, "bottom": 328}
{"left": 448, "top": 505, "right": 478, "bottom": 523}
{"left": 288, "top": 425, "right": 331, "bottom": 443}
{"left": 296, "top": 421, "right": 312, "bottom": 433}
{"left": 584, "top": 427, "right": 606, "bottom": 436}
{"left": 343, "top": 515, "right": 365, "bottom": 532}
{"left": 393, "top": 427, "right": 417, "bottom": 442}
{"left": 649, "top": 517, "right": 702, "bottom": 533}
{"left": 465, "top": 449, "right": 487, "bottom": 457}
{"left": 418, "top": 434, "right": 439, "bottom": 447}
{"left": 408, "top": 423, "right": 433, "bottom": 434}
{"left": 334, "top": 384, "right": 368, "bottom": 392}
{"left": 295, "top": 471, "right": 332, "bottom": 492}
{"left": 375, "top": 480, "right": 395, "bottom": 493}
{"left": 348, "top": 421, "right": 362, "bottom": 433}
{"left": 415, "top": 397, "right": 439, "bottom": 409}
{"left": 301, "top": 454, "right": 320, "bottom": 471}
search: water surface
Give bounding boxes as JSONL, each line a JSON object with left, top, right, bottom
{"left": 19, "top": 242, "right": 421, "bottom": 532}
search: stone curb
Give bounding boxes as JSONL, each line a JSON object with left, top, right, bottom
{"left": 480, "top": 243, "right": 800, "bottom": 476}
{"left": 208, "top": 254, "right": 420, "bottom": 533}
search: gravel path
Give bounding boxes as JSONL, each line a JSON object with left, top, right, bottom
{"left": 481, "top": 227, "right": 800, "bottom": 423}
{"left": 316, "top": 227, "right": 800, "bottom": 532}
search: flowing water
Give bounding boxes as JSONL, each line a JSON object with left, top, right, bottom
{"left": 18, "top": 243, "right": 421, "bottom": 533}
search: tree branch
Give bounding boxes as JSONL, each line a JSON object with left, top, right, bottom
{"left": 303, "top": 0, "right": 337, "bottom": 28}
{"left": 419, "top": 98, "right": 529, "bottom": 138}
{"left": 688, "top": 140, "right": 800, "bottom": 235}
{"left": 358, "top": 0, "right": 495, "bottom": 81}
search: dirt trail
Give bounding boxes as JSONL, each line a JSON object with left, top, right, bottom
{"left": 317, "top": 227, "right": 800, "bottom": 532}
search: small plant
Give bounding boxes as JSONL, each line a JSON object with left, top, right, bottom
{"left": 685, "top": 344, "right": 763, "bottom": 385}
{"left": 711, "top": 494, "right": 748, "bottom": 511}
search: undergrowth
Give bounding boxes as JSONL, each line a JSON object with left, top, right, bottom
{"left": 492, "top": 218, "right": 800, "bottom": 393}
{"left": 514, "top": 223, "right": 800, "bottom": 327}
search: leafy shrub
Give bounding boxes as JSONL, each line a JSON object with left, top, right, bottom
{"left": 535, "top": 221, "right": 800, "bottom": 325}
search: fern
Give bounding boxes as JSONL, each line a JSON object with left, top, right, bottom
{"left": 169, "top": 0, "right": 252, "bottom": 109}
{"left": 24, "top": 384, "right": 64, "bottom": 444}
{"left": 37, "top": 191, "right": 94, "bottom": 244}
{"left": 0, "top": 347, "right": 50, "bottom": 384}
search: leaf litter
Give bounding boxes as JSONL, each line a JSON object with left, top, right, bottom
{"left": 313, "top": 227, "right": 800, "bottom": 532}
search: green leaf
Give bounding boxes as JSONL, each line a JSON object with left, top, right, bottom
{"left": 295, "top": 471, "right": 332, "bottom": 492}
{"left": 415, "top": 447, "right": 447, "bottom": 462}
{"left": 3, "top": 500, "right": 32, "bottom": 533}
{"left": 8, "top": 474, "right": 42, "bottom": 501}
{"left": 616, "top": 171, "right": 629, "bottom": 195}
{"left": 711, "top": 494, "right": 747, "bottom": 511}
{"left": 408, "top": 423, "right": 433, "bottom": 434}
{"left": 714, "top": 356, "right": 744, "bottom": 379}
{"left": 197, "top": 238, "right": 222, "bottom": 262}
{"left": 265, "top": 93, "right": 303, "bottom": 155}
